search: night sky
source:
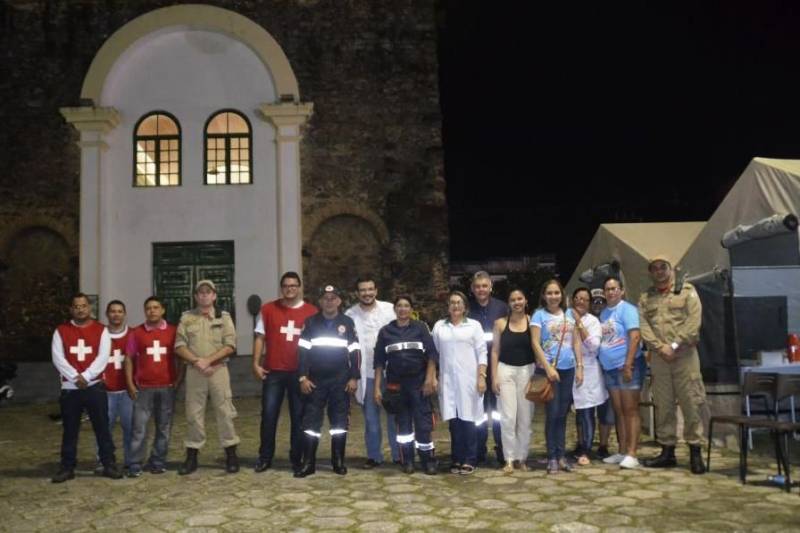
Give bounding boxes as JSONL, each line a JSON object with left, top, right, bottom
{"left": 439, "top": 1, "right": 800, "bottom": 277}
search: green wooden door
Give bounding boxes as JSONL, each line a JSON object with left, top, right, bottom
{"left": 153, "top": 241, "right": 235, "bottom": 325}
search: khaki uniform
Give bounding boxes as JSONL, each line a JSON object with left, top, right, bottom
{"left": 638, "top": 282, "right": 705, "bottom": 446}
{"left": 175, "top": 308, "right": 240, "bottom": 449}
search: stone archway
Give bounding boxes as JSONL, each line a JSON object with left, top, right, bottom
{"left": 304, "top": 212, "right": 391, "bottom": 305}
{"left": 0, "top": 226, "right": 76, "bottom": 361}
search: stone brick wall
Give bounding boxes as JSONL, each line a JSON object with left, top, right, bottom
{"left": 0, "top": 0, "right": 448, "bottom": 359}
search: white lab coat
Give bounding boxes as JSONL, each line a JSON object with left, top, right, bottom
{"left": 569, "top": 310, "right": 608, "bottom": 409}
{"left": 432, "top": 317, "right": 487, "bottom": 422}
{"left": 345, "top": 301, "right": 396, "bottom": 404}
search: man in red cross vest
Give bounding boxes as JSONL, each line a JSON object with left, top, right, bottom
{"left": 51, "top": 293, "right": 123, "bottom": 483}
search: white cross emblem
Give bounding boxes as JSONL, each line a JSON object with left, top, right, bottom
{"left": 147, "top": 340, "right": 167, "bottom": 363}
{"left": 70, "top": 339, "right": 92, "bottom": 362}
{"left": 280, "top": 320, "right": 302, "bottom": 342}
{"left": 109, "top": 349, "right": 124, "bottom": 370}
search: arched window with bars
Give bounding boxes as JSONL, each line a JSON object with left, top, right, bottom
{"left": 133, "top": 112, "right": 181, "bottom": 187}
{"left": 204, "top": 110, "right": 252, "bottom": 185}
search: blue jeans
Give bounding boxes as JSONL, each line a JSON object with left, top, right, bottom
{"left": 575, "top": 408, "right": 595, "bottom": 454}
{"left": 130, "top": 387, "right": 175, "bottom": 470}
{"left": 108, "top": 390, "right": 134, "bottom": 467}
{"left": 258, "top": 370, "right": 304, "bottom": 466}
{"left": 544, "top": 367, "right": 575, "bottom": 460}
{"left": 575, "top": 398, "right": 615, "bottom": 454}
{"left": 363, "top": 378, "right": 398, "bottom": 462}
{"left": 449, "top": 417, "right": 478, "bottom": 465}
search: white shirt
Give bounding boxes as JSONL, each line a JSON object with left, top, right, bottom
{"left": 51, "top": 321, "right": 111, "bottom": 390}
{"left": 432, "top": 317, "right": 487, "bottom": 422}
{"left": 345, "top": 301, "right": 396, "bottom": 404}
{"left": 570, "top": 312, "right": 608, "bottom": 409}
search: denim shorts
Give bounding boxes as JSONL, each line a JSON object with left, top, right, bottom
{"left": 604, "top": 355, "right": 646, "bottom": 391}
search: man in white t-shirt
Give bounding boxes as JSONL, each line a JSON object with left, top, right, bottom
{"left": 345, "top": 276, "right": 399, "bottom": 468}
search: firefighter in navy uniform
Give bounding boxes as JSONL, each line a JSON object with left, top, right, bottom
{"left": 374, "top": 295, "right": 440, "bottom": 475}
{"left": 295, "top": 285, "right": 360, "bottom": 477}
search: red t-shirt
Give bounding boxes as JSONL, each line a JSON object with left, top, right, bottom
{"left": 57, "top": 320, "right": 106, "bottom": 382}
{"left": 259, "top": 300, "right": 318, "bottom": 371}
{"left": 104, "top": 326, "right": 131, "bottom": 392}
{"left": 127, "top": 321, "right": 178, "bottom": 388}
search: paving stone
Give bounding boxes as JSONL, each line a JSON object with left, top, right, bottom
{"left": 2, "top": 398, "right": 799, "bottom": 532}
{"left": 593, "top": 496, "right": 638, "bottom": 507}
{"left": 185, "top": 514, "right": 227, "bottom": 527}
{"left": 550, "top": 522, "right": 600, "bottom": 533}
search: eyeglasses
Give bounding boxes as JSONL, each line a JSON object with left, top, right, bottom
{"left": 604, "top": 287, "right": 621, "bottom": 292}
{"left": 573, "top": 296, "right": 590, "bottom": 303}
{"left": 281, "top": 284, "right": 300, "bottom": 289}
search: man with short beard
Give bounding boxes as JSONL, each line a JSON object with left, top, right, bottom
{"left": 51, "top": 293, "right": 123, "bottom": 483}
{"left": 345, "top": 276, "right": 399, "bottom": 469}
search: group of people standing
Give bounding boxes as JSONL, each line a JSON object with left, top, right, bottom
{"left": 49, "top": 254, "right": 706, "bottom": 483}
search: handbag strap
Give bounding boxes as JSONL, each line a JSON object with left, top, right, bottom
{"left": 552, "top": 315, "right": 568, "bottom": 368}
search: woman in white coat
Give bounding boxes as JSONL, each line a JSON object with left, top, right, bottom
{"left": 568, "top": 287, "right": 606, "bottom": 466}
{"left": 432, "top": 290, "right": 487, "bottom": 475}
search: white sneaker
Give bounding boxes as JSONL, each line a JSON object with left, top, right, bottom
{"left": 602, "top": 453, "right": 625, "bottom": 464}
{"left": 619, "top": 455, "right": 640, "bottom": 469}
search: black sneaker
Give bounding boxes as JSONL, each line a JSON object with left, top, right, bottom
{"left": 127, "top": 467, "right": 143, "bottom": 478}
{"left": 254, "top": 458, "right": 271, "bottom": 473}
{"left": 148, "top": 465, "right": 167, "bottom": 475}
{"left": 102, "top": 464, "right": 124, "bottom": 480}
{"left": 363, "top": 459, "right": 382, "bottom": 469}
{"left": 596, "top": 446, "right": 610, "bottom": 459}
{"left": 51, "top": 468, "right": 75, "bottom": 483}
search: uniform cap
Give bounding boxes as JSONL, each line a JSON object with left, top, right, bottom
{"left": 319, "top": 284, "right": 343, "bottom": 298}
{"left": 590, "top": 288, "right": 606, "bottom": 302}
{"left": 648, "top": 254, "right": 672, "bottom": 267}
{"left": 195, "top": 279, "right": 217, "bottom": 293}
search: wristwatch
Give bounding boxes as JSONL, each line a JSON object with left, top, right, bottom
{"left": 298, "top": 375, "right": 307, "bottom": 383}
{"left": 670, "top": 342, "right": 679, "bottom": 351}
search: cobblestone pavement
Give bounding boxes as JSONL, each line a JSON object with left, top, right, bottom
{"left": 1, "top": 398, "right": 799, "bottom": 532}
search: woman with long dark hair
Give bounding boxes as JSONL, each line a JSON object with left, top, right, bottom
{"left": 530, "top": 279, "right": 583, "bottom": 474}
{"left": 490, "top": 288, "right": 536, "bottom": 474}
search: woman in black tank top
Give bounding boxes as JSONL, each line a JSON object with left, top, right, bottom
{"left": 490, "top": 289, "right": 536, "bottom": 474}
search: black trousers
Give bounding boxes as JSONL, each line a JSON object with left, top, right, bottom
{"left": 302, "top": 378, "right": 350, "bottom": 435}
{"left": 393, "top": 375, "right": 434, "bottom": 450}
{"left": 59, "top": 383, "right": 116, "bottom": 469}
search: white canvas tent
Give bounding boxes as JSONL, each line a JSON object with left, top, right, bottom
{"left": 566, "top": 222, "right": 705, "bottom": 304}
{"left": 681, "top": 157, "right": 800, "bottom": 276}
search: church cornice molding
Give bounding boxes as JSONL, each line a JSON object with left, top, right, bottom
{"left": 259, "top": 102, "right": 314, "bottom": 128}
{"left": 60, "top": 106, "right": 121, "bottom": 133}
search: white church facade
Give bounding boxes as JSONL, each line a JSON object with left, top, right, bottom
{"left": 60, "top": 4, "right": 313, "bottom": 350}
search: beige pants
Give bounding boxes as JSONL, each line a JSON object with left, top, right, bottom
{"left": 496, "top": 362, "right": 535, "bottom": 461}
{"left": 650, "top": 347, "right": 706, "bottom": 446}
{"left": 184, "top": 365, "right": 240, "bottom": 449}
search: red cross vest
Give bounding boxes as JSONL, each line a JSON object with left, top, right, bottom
{"left": 57, "top": 320, "right": 106, "bottom": 383}
{"left": 130, "top": 323, "right": 177, "bottom": 388}
{"left": 104, "top": 327, "right": 131, "bottom": 392}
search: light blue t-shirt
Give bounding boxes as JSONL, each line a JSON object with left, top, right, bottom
{"left": 530, "top": 308, "right": 576, "bottom": 370}
{"left": 598, "top": 300, "right": 641, "bottom": 371}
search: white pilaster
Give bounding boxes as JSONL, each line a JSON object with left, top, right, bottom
{"left": 60, "top": 106, "right": 121, "bottom": 306}
{"left": 259, "top": 102, "right": 313, "bottom": 278}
